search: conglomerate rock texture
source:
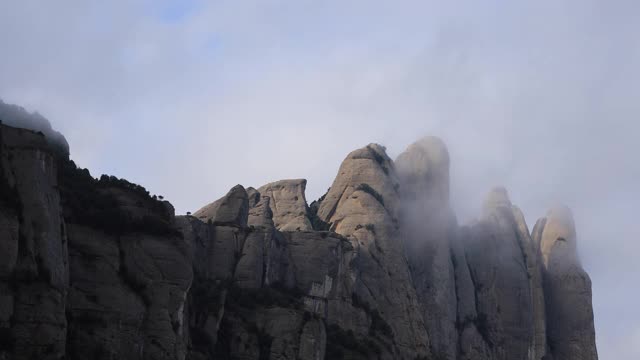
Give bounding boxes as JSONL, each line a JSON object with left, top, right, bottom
{"left": 0, "top": 106, "right": 598, "bottom": 360}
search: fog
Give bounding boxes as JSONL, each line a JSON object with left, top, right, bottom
{"left": 1, "top": 1, "right": 639, "bottom": 358}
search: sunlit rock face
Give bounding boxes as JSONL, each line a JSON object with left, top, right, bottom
{"left": 257, "top": 179, "right": 313, "bottom": 232}
{"left": 316, "top": 143, "right": 431, "bottom": 359}
{"left": 0, "top": 100, "right": 598, "bottom": 360}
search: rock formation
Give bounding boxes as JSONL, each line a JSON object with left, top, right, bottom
{"left": 0, "top": 120, "right": 68, "bottom": 360}
{"left": 315, "top": 143, "right": 430, "bottom": 359}
{"left": 257, "top": 179, "right": 313, "bottom": 232}
{"left": 0, "top": 100, "right": 69, "bottom": 156}
{"left": 0, "top": 102, "right": 598, "bottom": 360}
{"left": 459, "top": 187, "right": 542, "bottom": 360}
{"left": 533, "top": 207, "right": 598, "bottom": 360}
{"left": 396, "top": 136, "right": 458, "bottom": 360}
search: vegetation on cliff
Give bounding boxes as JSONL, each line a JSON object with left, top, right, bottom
{"left": 58, "top": 159, "right": 179, "bottom": 236}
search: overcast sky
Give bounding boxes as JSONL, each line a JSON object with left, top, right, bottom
{"left": 1, "top": 1, "right": 639, "bottom": 358}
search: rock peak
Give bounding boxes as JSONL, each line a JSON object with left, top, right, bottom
{"left": 402, "top": 136, "right": 449, "bottom": 164}
{"left": 1, "top": 100, "right": 600, "bottom": 360}
{"left": 396, "top": 136, "right": 450, "bottom": 205}
{"left": 483, "top": 186, "right": 512, "bottom": 211}
{"left": 257, "top": 179, "right": 312, "bottom": 231}
{"left": 532, "top": 205, "right": 597, "bottom": 359}
{"left": 536, "top": 205, "right": 580, "bottom": 269}
{"left": 194, "top": 184, "right": 249, "bottom": 226}
{"left": 0, "top": 99, "right": 70, "bottom": 156}
{"left": 317, "top": 143, "right": 398, "bottom": 224}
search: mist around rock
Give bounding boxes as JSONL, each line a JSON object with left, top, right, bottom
{"left": 0, "top": 102, "right": 597, "bottom": 359}
{"left": 0, "top": 99, "right": 69, "bottom": 156}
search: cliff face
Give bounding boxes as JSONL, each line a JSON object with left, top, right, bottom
{"left": 0, "top": 122, "right": 68, "bottom": 360}
{"left": 396, "top": 137, "right": 457, "bottom": 360}
{"left": 0, "top": 112, "right": 598, "bottom": 360}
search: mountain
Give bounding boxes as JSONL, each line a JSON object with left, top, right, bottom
{"left": 0, "top": 103, "right": 597, "bottom": 360}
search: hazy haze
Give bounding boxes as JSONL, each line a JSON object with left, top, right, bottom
{"left": 1, "top": 1, "right": 638, "bottom": 358}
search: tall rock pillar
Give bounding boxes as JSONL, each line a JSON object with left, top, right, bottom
{"left": 533, "top": 207, "right": 598, "bottom": 360}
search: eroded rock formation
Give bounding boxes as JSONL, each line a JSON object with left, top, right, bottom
{"left": 0, "top": 105, "right": 598, "bottom": 360}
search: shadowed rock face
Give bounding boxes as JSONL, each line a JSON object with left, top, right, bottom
{"left": 0, "top": 105, "right": 598, "bottom": 360}
{"left": 0, "top": 123, "right": 68, "bottom": 360}
{"left": 460, "top": 188, "right": 541, "bottom": 360}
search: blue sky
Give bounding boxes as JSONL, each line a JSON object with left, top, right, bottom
{"left": 1, "top": 1, "right": 639, "bottom": 358}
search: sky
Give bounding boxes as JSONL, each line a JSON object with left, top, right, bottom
{"left": 1, "top": 0, "right": 639, "bottom": 358}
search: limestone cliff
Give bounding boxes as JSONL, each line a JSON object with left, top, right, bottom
{"left": 0, "top": 105, "right": 598, "bottom": 360}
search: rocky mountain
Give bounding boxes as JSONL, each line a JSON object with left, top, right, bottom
{"left": 0, "top": 104, "right": 597, "bottom": 360}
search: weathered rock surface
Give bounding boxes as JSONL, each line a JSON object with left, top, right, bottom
{"left": 396, "top": 136, "right": 458, "bottom": 360}
{"left": 317, "top": 143, "right": 431, "bottom": 359}
{"left": 461, "top": 188, "right": 539, "bottom": 360}
{"left": 511, "top": 205, "right": 547, "bottom": 360}
{"left": 257, "top": 179, "right": 313, "bottom": 231}
{"left": 0, "top": 107, "right": 599, "bottom": 360}
{"left": 395, "top": 136, "right": 554, "bottom": 360}
{"left": 0, "top": 124, "right": 68, "bottom": 360}
{"left": 194, "top": 185, "right": 248, "bottom": 227}
{"left": 533, "top": 207, "right": 598, "bottom": 360}
{"left": 66, "top": 225, "right": 192, "bottom": 360}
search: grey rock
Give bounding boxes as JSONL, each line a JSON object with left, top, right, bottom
{"left": 233, "top": 228, "right": 266, "bottom": 289}
{"left": 396, "top": 136, "right": 458, "bottom": 360}
{"left": 66, "top": 225, "right": 146, "bottom": 359}
{"left": 462, "top": 188, "right": 537, "bottom": 360}
{"left": 257, "top": 179, "right": 313, "bottom": 231}
{"left": 256, "top": 307, "right": 305, "bottom": 359}
{"left": 0, "top": 114, "right": 601, "bottom": 360}
{"left": 453, "top": 226, "right": 491, "bottom": 360}
{"left": 283, "top": 231, "right": 353, "bottom": 316}
{"left": 533, "top": 206, "right": 598, "bottom": 360}
{"left": 193, "top": 185, "right": 249, "bottom": 227}
{"left": 512, "top": 205, "right": 547, "bottom": 360}
{"left": 298, "top": 318, "right": 326, "bottom": 360}
{"left": 317, "top": 143, "right": 430, "bottom": 359}
{"left": 0, "top": 124, "right": 68, "bottom": 360}
{"left": 247, "top": 194, "right": 274, "bottom": 228}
